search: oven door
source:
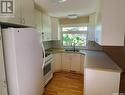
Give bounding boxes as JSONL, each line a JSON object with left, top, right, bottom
{"left": 43, "top": 58, "right": 53, "bottom": 86}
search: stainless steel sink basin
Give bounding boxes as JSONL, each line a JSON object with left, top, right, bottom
{"left": 64, "top": 49, "right": 80, "bottom": 52}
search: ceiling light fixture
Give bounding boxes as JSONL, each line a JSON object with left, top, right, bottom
{"left": 51, "top": 0, "right": 67, "bottom": 3}
{"left": 67, "top": 14, "right": 78, "bottom": 19}
{"left": 58, "top": 0, "right": 67, "bottom": 3}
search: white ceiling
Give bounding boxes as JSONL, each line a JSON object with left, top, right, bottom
{"left": 39, "top": 0, "right": 99, "bottom": 18}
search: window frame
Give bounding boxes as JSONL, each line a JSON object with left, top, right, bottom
{"left": 61, "top": 24, "right": 88, "bottom": 49}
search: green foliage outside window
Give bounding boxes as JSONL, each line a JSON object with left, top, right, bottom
{"left": 63, "top": 34, "right": 86, "bottom": 46}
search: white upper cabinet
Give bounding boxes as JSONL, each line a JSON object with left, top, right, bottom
{"left": 95, "top": 0, "right": 125, "bottom": 46}
{"left": 0, "top": 0, "right": 21, "bottom": 24}
{"left": 20, "top": 0, "right": 35, "bottom": 26}
{"left": 42, "top": 13, "right": 52, "bottom": 41}
{"left": 34, "top": 9, "right": 43, "bottom": 33}
{"left": 51, "top": 17, "right": 60, "bottom": 40}
{"left": 0, "top": 0, "right": 35, "bottom": 26}
{"left": 34, "top": 0, "right": 42, "bottom": 8}
{"left": 34, "top": 9, "right": 52, "bottom": 41}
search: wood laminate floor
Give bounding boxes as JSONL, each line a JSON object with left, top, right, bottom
{"left": 43, "top": 71, "right": 83, "bottom": 95}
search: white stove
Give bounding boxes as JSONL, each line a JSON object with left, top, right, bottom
{"left": 43, "top": 52, "right": 53, "bottom": 86}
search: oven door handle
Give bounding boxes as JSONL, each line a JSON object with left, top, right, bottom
{"left": 41, "top": 41, "right": 45, "bottom": 69}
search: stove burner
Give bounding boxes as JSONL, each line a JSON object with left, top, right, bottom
{"left": 45, "top": 52, "right": 51, "bottom": 57}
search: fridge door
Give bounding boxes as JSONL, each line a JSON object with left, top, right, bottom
{"left": 0, "top": 27, "right": 8, "bottom": 95}
{"left": 2, "top": 28, "right": 44, "bottom": 95}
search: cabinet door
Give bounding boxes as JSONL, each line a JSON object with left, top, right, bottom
{"left": 61, "top": 53, "right": 70, "bottom": 71}
{"left": 71, "top": 54, "right": 81, "bottom": 72}
{"left": 0, "top": 31, "right": 8, "bottom": 95}
{"left": 96, "top": 0, "right": 124, "bottom": 46}
{"left": 34, "top": 9, "right": 43, "bottom": 33}
{"left": 21, "top": 0, "right": 35, "bottom": 26}
{"left": 84, "top": 69, "right": 120, "bottom": 95}
{"left": 42, "top": 13, "right": 51, "bottom": 41}
{"left": 80, "top": 55, "right": 84, "bottom": 74}
{"left": 51, "top": 17, "right": 60, "bottom": 40}
{"left": 0, "top": 0, "right": 21, "bottom": 24}
{"left": 53, "top": 53, "right": 62, "bottom": 72}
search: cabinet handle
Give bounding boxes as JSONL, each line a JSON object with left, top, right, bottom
{"left": 0, "top": 80, "right": 7, "bottom": 88}
{"left": 22, "top": 18, "right": 25, "bottom": 24}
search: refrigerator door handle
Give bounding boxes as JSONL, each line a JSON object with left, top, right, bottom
{"left": 41, "top": 41, "right": 45, "bottom": 68}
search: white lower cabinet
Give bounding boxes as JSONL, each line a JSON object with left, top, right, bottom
{"left": 80, "top": 55, "right": 84, "bottom": 73}
{"left": 84, "top": 68, "right": 120, "bottom": 95}
{"left": 70, "top": 54, "right": 81, "bottom": 72}
{"left": 62, "top": 53, "right": 71, "bottom": 71}
{"left": 53, "top": 53, "right": 84, "bottom": 73}
{"left": 53, "top": 53, "right": 62, "bottom": 72}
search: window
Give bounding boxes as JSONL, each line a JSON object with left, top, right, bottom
{"left": 62, "top": 26, "right": 88, "bottom": 47}
{"left": 62, "top": 26, "right": 88, "bottom": 32}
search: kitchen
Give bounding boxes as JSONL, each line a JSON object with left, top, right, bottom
{"left": 0, "top": 0, "right": 125, "bottom": 95}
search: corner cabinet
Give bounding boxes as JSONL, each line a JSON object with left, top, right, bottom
{"left": 51, "top": 17, "right": 60, "bottom": 40}
{"left": 53, "top": 53, "right": 62, "bottom": 72}
{"left": 0, "top": 0, "right": 35, "bottom": 27}
{"left": 84, "top": 68, "right": 121, "bottom": 95}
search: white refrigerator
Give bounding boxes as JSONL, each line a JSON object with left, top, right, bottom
{"left": 1, "top": 28, "right": 45, "bottom": 95}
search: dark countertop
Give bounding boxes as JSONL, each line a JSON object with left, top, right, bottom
{"left": 47, "top": 48, "right": 85, "bottom": 55}
{"left": 81, "top": 50, "right": 122, "bottom": 73}
{"left": 48, "top": 48, "right": 122, "bottom": 73}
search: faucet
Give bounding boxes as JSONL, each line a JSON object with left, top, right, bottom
{"left": 72, "top": 42, "right": 76, "bottom": 52}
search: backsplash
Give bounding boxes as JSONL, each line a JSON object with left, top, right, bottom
{"left": 43, "top": 40, "right": 102, "bottom": 51}
{"left": 43, "top": 41, "right": 52, "bottom": 50}
{"left": 43, "top": 40, "right": 62, "bottom": 50}
{"left": 51, "top": 40, "right": 62, "bottom": 49}
{"left": 85, "top": 41, "right": 103, "bottom": 51}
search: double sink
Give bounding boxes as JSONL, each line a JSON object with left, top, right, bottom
{"left": 64, "top": 49, "right": 80, "bottom": 52}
